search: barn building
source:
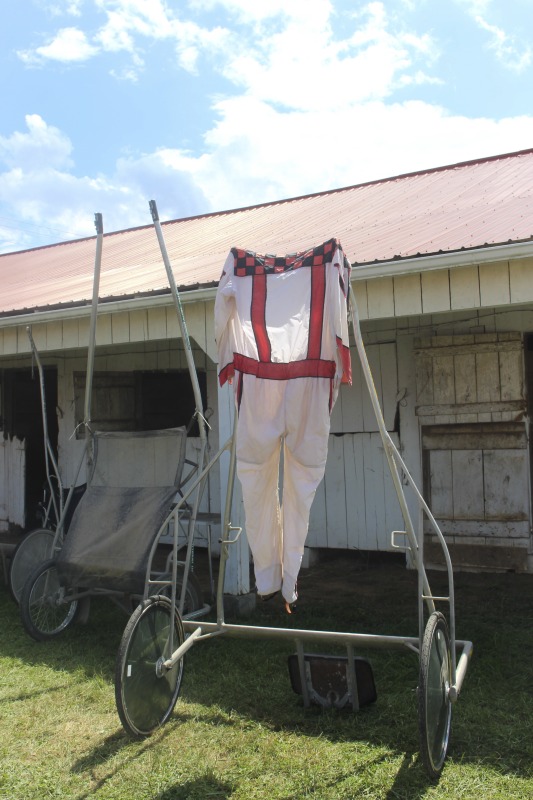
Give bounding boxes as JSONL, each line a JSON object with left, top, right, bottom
{"left": 1, "top": 148, "right": 533, "bottom": 593}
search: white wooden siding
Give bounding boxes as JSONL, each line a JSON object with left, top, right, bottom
{"left": 309, "top": 341, "right": 404, "bottom": 552}
{"left": 0, "top": 436, "right": 26, "bottom": 530}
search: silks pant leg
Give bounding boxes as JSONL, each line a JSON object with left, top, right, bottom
{"left": 236, "top": 374, "right": 332, "bottom": 602}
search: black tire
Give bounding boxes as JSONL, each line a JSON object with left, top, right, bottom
{"left": 153, "top": 570, "right": 204, "bottom": 615}
{"left": 20, "top": 558, "right": 79, "bottom": 642}
{"left": 418, "top": 611, "right": 453, "bottom": 779}
{"left": 115, "top": 595, "right": 185, "bottom": 737}
{"left": 9, "top": 528, "right": 56, "bottom": 604}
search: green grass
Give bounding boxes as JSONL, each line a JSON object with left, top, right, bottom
{"left": 1, "top": 555, "right": 532, "bottom": 799}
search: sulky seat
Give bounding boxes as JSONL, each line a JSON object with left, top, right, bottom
{"left": 56, "top": 427, "right": 188, "bottom": 595}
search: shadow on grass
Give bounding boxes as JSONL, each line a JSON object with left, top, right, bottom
{"left": 0, "top": 587, "right": 126, "bottom": 684}
{"left": 69, "top": 727, "right": 176, "bottom": 800}
{"left": 2, "top": 554, "right": 533, "bottom": 793}
{"left": 154, "top": 775, "right": 233, "bottom": 799}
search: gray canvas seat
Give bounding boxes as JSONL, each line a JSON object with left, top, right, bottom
{"left": 56, "top": 427, "right": 187, "bottom": 595}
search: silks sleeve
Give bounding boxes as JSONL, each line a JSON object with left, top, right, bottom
{"left": 333, "top": 245, "right": 352, "bottom": 386}
{"left": 214, "top": 251, "right": 237, "bottom": 386}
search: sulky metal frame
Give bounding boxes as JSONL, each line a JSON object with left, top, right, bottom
{"left": 115, "top": 216, "right": 473, "bottom": 778}
{"left": 9, "top": 214, "right": 104, "bottom": 605}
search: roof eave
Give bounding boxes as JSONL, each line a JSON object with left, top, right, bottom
{"left": 1, "top": 238, "right": 532, "bottom": 330}
{"left": 351, "top": 238, "right": 533, "bottom": 281}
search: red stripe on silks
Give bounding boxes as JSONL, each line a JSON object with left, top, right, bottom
{"left": 233, "top": 353, "right": 336, "bottom": 380}
{"left": 251, "top": 273, "right": 271, "bottom": 362}
{"left": 218, "top": 362, "right": 235, "bottom": 387}
{"left": 337, "top": 337, "right": 352, "bottom": 385}
{"left": 308, "top": 265, "right": 326, "bottom": 360}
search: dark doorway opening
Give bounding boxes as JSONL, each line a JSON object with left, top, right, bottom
{"left": 2, "top": 367, "right": 58, "bottom": 530}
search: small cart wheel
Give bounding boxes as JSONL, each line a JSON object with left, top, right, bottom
{"left": 418, "top": 611, "right": 453, "bottom": 778}
{"left": 20, "top": 558, "right": 80, "bottom": 641}
{"left": 115, "top": 595, "right": 185, "bottom": 737}
{"left": 153, "top": 570, "right": 204, "bottom": 615}
{"left": 9, "top": 528, "right": 56, "bottom": 604}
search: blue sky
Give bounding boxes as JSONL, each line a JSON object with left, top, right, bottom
{"left": 1, "top": 0, "right": 532, "bottom": 253}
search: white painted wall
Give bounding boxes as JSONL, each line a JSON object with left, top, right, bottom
{"left": 0, "top": 435, "right": 25, "bottom": 530}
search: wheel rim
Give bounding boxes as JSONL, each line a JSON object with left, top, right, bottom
{"left": 28, "top": 564, "right": 78, "bottom": 635}
{"left": 118, "top": 598, "right": 184, "bottom": 736}
{"left": 10, "top": 529, "right": 55, "bottom": 604}
{"left": 420, "top": 613, "right": 452, "bottom": 775}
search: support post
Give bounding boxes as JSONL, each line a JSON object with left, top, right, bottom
{"left": 217, "top": 382, "right": 252, "bottom": 604}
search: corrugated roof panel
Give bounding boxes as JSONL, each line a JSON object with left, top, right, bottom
{"left": 2, "top": 149, "right": 533, "bottom": 315}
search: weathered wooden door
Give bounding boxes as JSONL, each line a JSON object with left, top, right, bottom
{"left": 416, "top": 333, "right": 530, "bottom": 571}
{"left": 0, "top": 436, "right": 26, "bottom": 530}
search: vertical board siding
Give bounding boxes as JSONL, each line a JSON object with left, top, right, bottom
{"left": 3, "top": 437, "right": 26, "bottom": 528}
{"left": 313, "top": 430, "right": 403, "bottom": 552}
{"left": 454, "top": 353, "right": 476, "bottom": 403}
{"left": 432, "top": 356, "right": 455, "bottom": 405}
{"left": 394, "top": 273, "right": 422, "bottom": 317}
{"left": 416, "top": 333, "right": 529, "bottom": 556}
{"left": 367, "top": 277, "right": 395, "bottom": 319}
{"left": 353, "top": 281, "right": 369, "bottom": 321}
{"left": 421, "top": 270, "right": 451, "bottom": 313}
{"left": 451, "top": 450, "right": 484, "bottom": 518}
{"left": 510, "top": 258, "right": 533, "bottom": 304}
{"left": 499, "top": 348, "right": 523, "bottom": 401}
{"left": 129, "top": 309, "right": 149, "bottom": 341}
{"left": 323, "top": 436, "right": 348, "bottom": 548}
{"left": 483, "top": 449, "right": 529, "bottom": 520}
{"left": 147, "top": 307, "right": 167, "bottom": 341}
{"left": 309, "top": 339, "right": 402, "bottom": 552}
{"left": 479, "top": 261, "right": 510, "bottom": 306}
{"left": 428, "top": 450, "right": 453, "bottom": 518}
{"left": 449, "top": 265, "right": 481, "bottom": 310}
{"left": 475, "top": 351, "right": 501, "bottom": 402}
{"left": 111, "top": 312, "right": 130, "bottom": 344}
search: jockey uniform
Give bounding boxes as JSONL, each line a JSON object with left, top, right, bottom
{"left": 215, "top": 239, "right": 352, "bottom": 606}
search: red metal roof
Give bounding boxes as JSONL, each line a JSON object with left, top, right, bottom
{"left": 2, "top": 148, "right": 533, "bottom": 316}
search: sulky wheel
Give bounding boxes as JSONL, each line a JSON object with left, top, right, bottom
{"left": 152, "top": 570, "right": 204, "bottom": 616}
{"left": 115, "top": 595, "right": 185, "bottom": 737}
{"left": 20, "top": 558, "right": 80, "bottom": 641}
{"left": 418, "top": 611, "right": 453, "bottom": 779}
{"left": 9, "top": 528, "right": 56, "bottom": 604}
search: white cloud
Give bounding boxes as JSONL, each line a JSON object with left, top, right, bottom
{"left": 177, "top": 96, "right": 533, "bottom": 213}
{"left": 218, "top": 1, "right": 439, "bottom": 111}
{"left": 45, "top": 0, "right": 84, "bottom": 16}
{"left": 474, "top": 16, "right": 532, "bottom": 73}
{"left": 454, "top": 0, "right": 532, "bottom": 73}
{"left": 18, "top": 27, "right": 99, "bottom": 64}
{"left": 19, "top": 0, "right": 230, "bottom": 79}
{"left": 0, "top": 115, "right": 210, "bottom": 252}
{"left": 4, "top": 0, "right": 533, "bottom": 254}
{"left": 0, "top": 115, "right": 73, "bottom": 171}
{"left": 189, "top": 0, "right": 324, "bottom": 23}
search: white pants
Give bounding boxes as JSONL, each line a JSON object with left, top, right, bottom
{"left": 235, "top": 373, "right": 333, "bottom": 603}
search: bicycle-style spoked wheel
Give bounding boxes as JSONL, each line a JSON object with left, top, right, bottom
{"left": 418, "top": 611, "right": 453, "bottom": 778}
{"left": 20, "top": 558, "right": 79, "bottom": 641}
{"left": 115, "top": 595, "right": 185, "bottom": 737}
{"left": 9, "top": 528, "right": 56, "bottom": 604}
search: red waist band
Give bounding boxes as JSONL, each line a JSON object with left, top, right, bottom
{"left": 232, "top": 353, "right": 336, "bottom": 381}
